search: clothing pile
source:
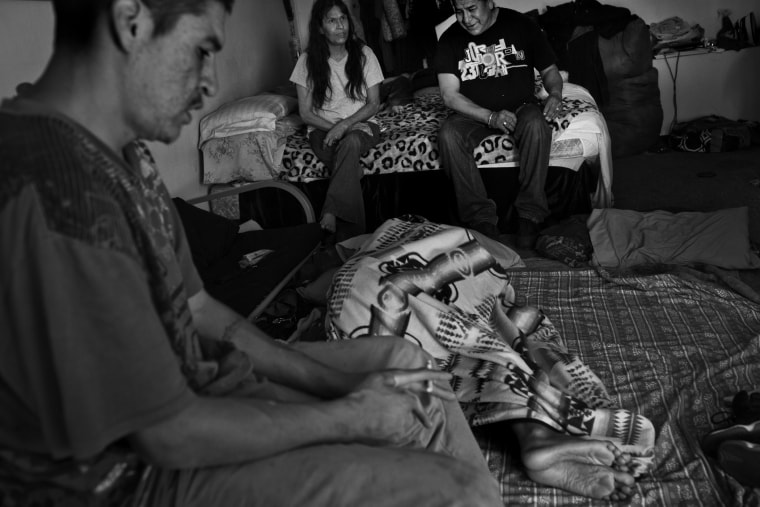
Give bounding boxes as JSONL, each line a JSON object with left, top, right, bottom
{"left": 649, "top": 16, "right": 705, "bottom": 54}
{"left": 702, "top": 390, "right": 760, "bottom": 488}
{"left": 539, "top": 0, "right": 663, "bottom": 157}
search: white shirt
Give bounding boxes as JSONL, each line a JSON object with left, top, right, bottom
{"left": 290, "top": 45, "right": 384, "bottom": 125}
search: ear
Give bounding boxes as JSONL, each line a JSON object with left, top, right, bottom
{"left": 110, "top": 0, "right": 150, "bottom": 52}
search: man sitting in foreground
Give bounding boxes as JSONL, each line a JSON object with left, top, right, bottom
{"left": 0, "top": 1, "right": 501, "bottom": 505}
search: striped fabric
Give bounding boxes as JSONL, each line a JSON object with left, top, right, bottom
{"left": 486, "top": 268, "right": 760, "bottom": 506}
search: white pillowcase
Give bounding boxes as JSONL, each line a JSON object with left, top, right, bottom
{"left": 198, "top": 94, "right": 298, "bottom": 147}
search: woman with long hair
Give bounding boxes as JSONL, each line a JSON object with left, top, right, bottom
{"left": 290, "top": 0, "right": 383, "bottom": 241}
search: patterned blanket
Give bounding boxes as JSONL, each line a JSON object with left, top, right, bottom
{"left": 325, "top": 217, "right": 760, "bottom": 506}
{"left": 326, "top": 218, "right": 656, "bottom": 475}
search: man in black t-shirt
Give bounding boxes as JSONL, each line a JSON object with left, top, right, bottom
{"left": 435, "top": 0, "right": 564, "bottom": 248}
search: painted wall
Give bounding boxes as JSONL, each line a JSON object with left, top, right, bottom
{"left": 0, "top": 0, "right": 295, "bottom": 199}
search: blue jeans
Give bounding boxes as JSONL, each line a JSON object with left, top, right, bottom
{"left": 438, "top": 103, "right": 552, "bottom": 226}
{"left": 309, "top": 123, "right": 381, "bottom": 237}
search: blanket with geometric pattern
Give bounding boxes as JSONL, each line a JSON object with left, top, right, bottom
{"left": 326, "top": 217, "right": 655, "bottom": 477}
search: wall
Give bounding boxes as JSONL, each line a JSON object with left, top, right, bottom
{"left": 0, "top": 0, "right": 295, "bottom": 199}
{"left": 654, "top": 46, "right": 760, "bottom": 134}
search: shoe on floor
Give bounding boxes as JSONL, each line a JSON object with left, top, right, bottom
{"left": 702, "top": 419, "right": 760, "bottom": 456}
{"left": 517, "top": 218, "right": 540, "bottom": 249}
{"left": 717, "top": 440, "right": 760, "bottom": 488}
{"left": 468, "top": 221, "right": 500, "bottom": 241}
{"left": 733, "top": 390, "right": 760, "bottom": 424}
{"left": 711, "top": 390, "right": 760, "bottom": 427}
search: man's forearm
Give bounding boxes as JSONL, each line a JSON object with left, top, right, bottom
{"left": 441, "top": 90, "right": 493, "bottom": 125}
{"left": 541, "top": 65, "right": 564, "bottom": 100}
{"left": 131, "top": 394, "right": 366, "bottom": 469}
{"left": 189, "top": 290, "right": 359, "bottom": 398}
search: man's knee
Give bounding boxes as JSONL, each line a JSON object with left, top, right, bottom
{"left": 422, "top": 457, "right": 502, "bottom": 506}
{"left": 374, "top": 336, "right": 432, "bottom": 370}
{"left": 438, "top": 118, "right": 465, "bottom": 150}
{"left": 517, "top": 105, "right": 551, "bottom": 138}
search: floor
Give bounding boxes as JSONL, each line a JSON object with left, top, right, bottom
{"left": 612, "top": 143, "right": 760, "bottom": 243}
{"left": 500, "top": 143, "right": 760, "bottom": 261}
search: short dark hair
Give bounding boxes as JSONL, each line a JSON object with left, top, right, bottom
{"left": 52, "top": 0, "right": 234, "bottom": 48}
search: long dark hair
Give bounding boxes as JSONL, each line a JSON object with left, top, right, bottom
{"left": 306, "top": 0, "right": 366, "bottom": 110}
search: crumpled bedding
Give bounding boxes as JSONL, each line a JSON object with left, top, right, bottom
{"left": 588, "top": 207, "right": 760, "bottom": 270}
{"left": 326, "top": 217, "right": 655, "bottom": 476}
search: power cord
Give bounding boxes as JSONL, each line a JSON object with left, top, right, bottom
{"left": 663, "top": 51, "right": 681, "bottom": 133}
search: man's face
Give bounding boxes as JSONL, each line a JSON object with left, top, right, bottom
{"left": 126, "top": 1, "right": 226, "bottom": 143}
{"left": 453, "top": 0, "right": 496, "bottom": 36}
{"left": 320, "top": 6, "right": 349, "bottom": 47}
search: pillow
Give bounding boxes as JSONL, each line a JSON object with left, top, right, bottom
{"left": 198, "top": 94, "right": 298, "bottom": 147}
{"left": 172, "top": 197, "right": 238, "bottom": 269}
{"left": 588, "top": 207, "right": 760, "bottom": 270}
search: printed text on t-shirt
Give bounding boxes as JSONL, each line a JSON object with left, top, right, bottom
{"left": 458, "top": 39, "right": 527, "bottom": 81}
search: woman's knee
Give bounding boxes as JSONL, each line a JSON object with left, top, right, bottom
{"left": 336, "top": 131, "right": 365, "bottom": 155}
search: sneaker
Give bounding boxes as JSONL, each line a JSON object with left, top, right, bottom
{"left": 702, "top": 419, "right": 760, "bottom": 456}
{"left": 711, "top": 390, "right": 760, "bottom": 426}
{"left": 468, "top": 221, "right": 500, "bottom": 241}
{"left": 732, "top": 390, "right": 760, "bottom": 424}
{"left": 517, "top": 218, "right": 540, "bottom": 249}
{"left": 717, "top": 440, "right": 760, "bottom": 488}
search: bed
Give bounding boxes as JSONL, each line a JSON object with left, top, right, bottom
{"left": 198, "top": 78, "right": 613, "bottom": 222}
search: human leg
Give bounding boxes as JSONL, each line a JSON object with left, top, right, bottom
{"left": 438, "top": 113, "right": 499, "bottom": 231}
{"left": 308, "top": 129, "right": 339, "bottom": 233}
{"left": 294, "top": 337, "right": 494, "bottom": 474}
{"left": 141, "top": 337, "right": 502, "bottom": 507}
{"left": 513, "top": 104, "right": 551, "bottom": 247}
{"left": 144, "top": 440, "right": 502, "bottom": 507}
{"left": 310, "top": 126, "right": 380, "bottom": 241}
{"left": 512, "top": 421, "right": 636, "bottom": 501}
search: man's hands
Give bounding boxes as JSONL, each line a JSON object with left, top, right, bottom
{"left": 542, "top": 92, "right": 562, "bottom": 121}
{"left": 489, "top": 109, "right": 518, "bottom": 133}
{"left": 488, "top": 93, "right": 563, "bottom": 134}
{"left": 344, "top": 364, "right": 455, "bottom": 446}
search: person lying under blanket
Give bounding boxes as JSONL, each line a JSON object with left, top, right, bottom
{"left": 324, "top": 216, "right": 656, "bottom": 500}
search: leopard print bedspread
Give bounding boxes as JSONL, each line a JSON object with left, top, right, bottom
{"left": 280, "top": 93, "right": 597, "bottom": 183}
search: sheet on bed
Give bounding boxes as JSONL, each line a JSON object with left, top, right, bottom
{"left": 483, "top": 268, "right": 760, "bottom": 506}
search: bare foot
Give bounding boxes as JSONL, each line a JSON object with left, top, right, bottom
{"left": 320, "top": 213, "right": 336, "bottom": 234}
{"left": 516, "top": 423, "right": 631, "bottom": 471}
{"left": 513, "top": 421, "right": 636, "bottom": 499}
{"left": 526, "top": 460, "right": 635, "bottom": 500}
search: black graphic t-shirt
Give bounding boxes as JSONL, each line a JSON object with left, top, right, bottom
{"left": 434, "top": 8, "right": 556, "bottom": 112}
